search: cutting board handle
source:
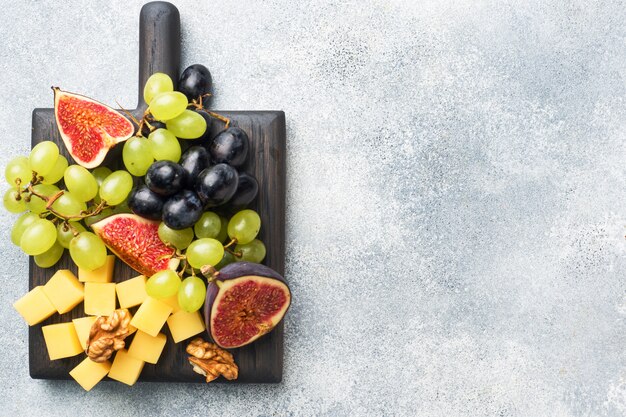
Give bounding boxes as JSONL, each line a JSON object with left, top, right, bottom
{"left": 137, "top": 1, "right": 181, "bottom": 110}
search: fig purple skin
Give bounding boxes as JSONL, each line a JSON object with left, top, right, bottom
{"left": 204, "top": 262, "right": 291, "bottom": 348}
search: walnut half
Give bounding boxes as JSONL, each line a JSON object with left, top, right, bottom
{"left": 86, "top": 309, "right": 132, "bottom": 363}
{"left": 186, "top": 338, "right": 239, "bottom": 382}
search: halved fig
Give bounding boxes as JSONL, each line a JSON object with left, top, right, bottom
{"left": 204, "top": 262, "right": 291, "bottom": 349}
{"left": 53, "top": 87, "right": 134, "bottom": 168}
{"left": 91, "top": 213, "right": 178, "bottom": 276}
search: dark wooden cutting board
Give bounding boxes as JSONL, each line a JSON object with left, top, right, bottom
{"left": 28, "top": 1, "right": 286, "bottom": 383}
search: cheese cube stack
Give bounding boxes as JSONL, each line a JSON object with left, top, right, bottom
{"left": 108, "top": 349, "right": 144, "bottom": 386}
{"left": 128, "top": 331, "right": 167, "bottom": 364}
{"left": 84, "top": 282, "right": 116, "bottom": 316}
{"left": 70, "top": 357, "right": 111, "bottom": 391}
{"left": 78, "top": 255, "right": 115, "bottom": 283}
{"left": 42, "top": 322, "right": 83, "bottom": 360}
{"left": 42, "top": 270, "right": 84, "bottom": 314}
{"left": 13, "top": 286, "right": 56, "bottom": 325}
{"left": 72, "top": 316, "right": 97, "bottom": 350}
{"left": 116, "top": 275, "right": 147, "bottom": 308}
{"left": 167, "top": 310, "right": 206, "bottom": 343}
{"left": 130, "top": 297, "right": 172, "bottom": 337}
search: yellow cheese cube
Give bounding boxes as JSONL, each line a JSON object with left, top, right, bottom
{"left": 42, "top": 322, "right": 83, "bottom": 360}
{"left": 160, "top": 294, "right": 181, "bottom": 313}
{"left": 72, "top": 316, "right": 97, "bottom": 350}
{"left": 167, "top": 310, "right": 206, "bottom": 343}
{"left": 13, "top": 286, "right": 56, "bottom": 325}
{"left": 130, "top": 297, "right": 172, "bottom": 337}
{"left": 116, "top": 275, "right": 147, "bottom": 308}
{"left": 128, "top": 331, "right": 167, "bottom": 364}
{"left": 78, "top": 255, "right": 115, "bottom": 283}
{"left": 42, "top": 269, "right": 84, "bottom": 314}
{"left": 84, "top": 282, "right": 116, "bottom": 316}
{"left": 108, "top": 349, "right": 144, "bottom": 386}
{"left": 69, "top": 357, "right": 111, "bottom": 391}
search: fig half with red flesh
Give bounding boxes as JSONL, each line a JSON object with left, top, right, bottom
{"left": 53, "top": 87, "right": 134, "bottom": 168}
{"left": 204, "top": 262, "right": 291, "bottom": 349}
{"left": 91, "top": 213, "right": 178, "bottom": 277}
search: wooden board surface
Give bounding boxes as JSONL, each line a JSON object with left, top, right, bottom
{"left": 28, "top": 1, "right": 286, "bottom": 383}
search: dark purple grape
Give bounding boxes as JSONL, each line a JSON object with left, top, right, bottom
{"left": 179, "top": 146, "right": 210, "bottom": 188}
{"left": 195, "top": 164, "right": 239, "bottom": 207}
{"left": 162, "top": 190, "right": 204, "bottom": 230}
{"left": 228, "top": 173, "right": 258, "bottom": 208}
{"left": 178, "top": 64, "right": 212, "bottom": 101}
{"left": 128, "top": 185, "right": 166, "bottom": 221}
{"left": 145, "top": 161, "right": 187, "bottom": 196}
{"left": 208, "top": 127, "right": 249, "bottom": 167}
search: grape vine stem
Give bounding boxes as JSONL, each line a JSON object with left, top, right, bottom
{"left": 27, "top": 185, "right": 110, "bottom": 221}
{"left": 190, "top": 94, "right": 231, "bottom": 128}
{"left": 200, "top": 265, "right": 220, "bottom": 283}
{"left": 224, "top": 247, "right": 243, "bottom": 258}
{"left": 223, "top": 238, "right": 237, "bottom": 249}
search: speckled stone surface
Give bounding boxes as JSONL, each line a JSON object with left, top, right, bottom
{"left": 0, "top": 0, "right": 625, "bottom": 415}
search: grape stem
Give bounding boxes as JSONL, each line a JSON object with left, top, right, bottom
{"left": 61, "top": 221, "right": 83, "bottom": 236}
{"left": 115, "top": 100, "right": 142, "bottom": 128}
{"left": 224, "top": 247, "right": 243, "bottom": 258}
{"left": 177, "top": 258, "right": 188, "bottom": 277}
{"left": 27, "top": 185, "right": 110, "bottom": 221}
{"left": 223, "top": 238, "right": 237, "bottom": 249}
{"left": 46, "top": 190, "right": 65, "bottom": 207}
{"left": 200, "top": 265, "right": 220, "bottom": 283}
{"left": 189, "top": 95, "right": 231, "bottom": 128}
{"left": 12, "top": 170, "right": 43, "bottom": 201}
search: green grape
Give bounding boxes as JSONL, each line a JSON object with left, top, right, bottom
{"left": 215, "top": 251, "right": 235, "bottom": 270}
{"left": 42, "top": 155, "right": 68, "bottom": 184}
{"left": 5, "top": 156, "right": 31, "bottom": 186}
{"left": 227, "top": 209, "right": 261, "bottom": 245}
{"left": 25, "top": 184, "right": 60, "bottom": 214}
{"left": 91, "top": 166, "right": 112, "bottom": 204}
{"left": 194, "top": 211, "right": 221, "bottom": 239}
{"left": 92, "top": 167, "right": 112, "bottom": 185}
{"left": 217, "top": 215, "right": 229, "bottom": 243}
{"left": 69, "top": 231, "right": 107, "bottom": 271}
{"left": 51, "top": 192, "right": 87, "bottom": 220}
{"left": 166, "top": 110, "right": 207, "bottom": 139}
{"left": 20, "top": 218, "right": 56, "bottom": 255}
{"left": 11, "top": 212, "right": 39, "bottom": 246}
{"left": 64, "top": 165, "right": 98, "bottom": 202}
{"left": 57, "top": 222, "right": 86, "bottom": 249}
{"left": 143, "top": 72, "right": 174, "bottom": 105}
{"left": 148, "top": 129, "right": 181, "bottom": 162}
{"left": 34, "top": 241, "right": 64, "bottom": 268}
{"left": 123, "top": 137, "right": 154, "bottom": 176}
{"left": 185, "top": 238, "right": 224, "bottom": 268}
{"left": 99, "top": 170, "right": 133, "bottom": 205}
{"left": 177, "top": 276, "right": 206, "bottom": 313}
{"left": 158, "top": 223, "right": 194, "bottom": 249}
{"left": 3, "top": 188, "right": 26, "bottom": 213}
{"left": 29, "top": 141, "right": 59, "bottom": 176}
{"left": 145, "top": 269, "right": 181, "bottom": 298}
{"left": 149, "top": 91, "right": 189, "bottom": 121}
{"left": 234, "top": 239, "right": 266, "bottom": 263}
{"left": 83, "top": 208, "right": 113, "bottom": 227}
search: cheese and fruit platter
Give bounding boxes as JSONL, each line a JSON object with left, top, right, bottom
{"left": 7, "top": 2, "right": 288, "bottom": 389}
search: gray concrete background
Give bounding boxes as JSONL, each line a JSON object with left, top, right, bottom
{"left": 0, "top": 0, "right": 625, "bottom": 416}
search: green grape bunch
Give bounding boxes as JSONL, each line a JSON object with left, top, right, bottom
{"left": 3, "top": 141, "right": 136, "bottom": 271}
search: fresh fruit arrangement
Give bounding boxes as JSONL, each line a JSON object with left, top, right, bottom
{"left": 8, "top": 64, "right": 290, "bottom": 390}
